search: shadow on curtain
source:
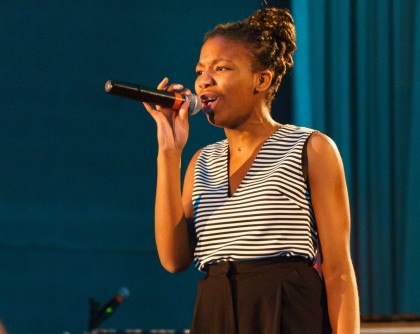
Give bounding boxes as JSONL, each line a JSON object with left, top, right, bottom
{"left": 291, "top": 0, "right": 420, "bottom": 317}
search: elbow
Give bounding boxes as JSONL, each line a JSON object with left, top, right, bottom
{"left": 159, "top": 253, "right": 192, "bottom": 273}
{"left": 156, "top": 241, "right": 195, "bottom": 273}
{"left": 161, "top": 260, "right": 190, "bottom": 274}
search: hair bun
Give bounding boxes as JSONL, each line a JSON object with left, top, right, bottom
{"left": 247, "top": 8, "right": 296, "bottom": 72}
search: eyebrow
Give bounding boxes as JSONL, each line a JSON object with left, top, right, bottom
{"left": 196, "top": 58, "right": 234, "bottom": 68}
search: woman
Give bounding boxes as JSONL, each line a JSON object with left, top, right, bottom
{"left": 143, "top": 7, "right": 359, "bottom": 334}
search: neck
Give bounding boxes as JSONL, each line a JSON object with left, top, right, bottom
{"left": 225, "top": 118, "right": 281, "bottom": 154}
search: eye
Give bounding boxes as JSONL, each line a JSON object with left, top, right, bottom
{"left": 195, "top": 69, "right": 203, "bottom": 76}
{"left": 215, "top": 66, "right": 228, "bottom": 71}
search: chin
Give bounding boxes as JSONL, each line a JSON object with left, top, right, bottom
{"left": 205, "top": 111, "right": 225, "bottom": 129}
{"left": 206, "top": 112, "right": 216, "bottom": 126}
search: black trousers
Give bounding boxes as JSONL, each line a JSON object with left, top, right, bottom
{"left": 189, "top": 257, "right": 331, "bottom": 334}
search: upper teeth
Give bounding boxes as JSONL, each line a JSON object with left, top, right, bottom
{"left": 203, "top": 97, "right": 216, "bottom": 102}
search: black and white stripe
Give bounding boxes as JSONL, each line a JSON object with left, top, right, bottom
{"left": 192, "top": 124, "right": 318, "bottom": 271}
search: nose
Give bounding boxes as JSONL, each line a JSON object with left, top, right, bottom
{"left": 196, "top": 71, "right": 215, "bottom": 90}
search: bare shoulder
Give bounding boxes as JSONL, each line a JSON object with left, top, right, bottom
{"left": 184, "top": 148, "right": 204, "bottom": 185}
{"left": 306, "top": 131, "right": 345, "bottom": 183}
{"left": 307, "top": 131, "right": 339, "bottom": 157}
{"left": 187, "top": 148, "right": 204, "bottom": 170}
{"left": 307, "top": 131, "right": 343, "bottom": 166}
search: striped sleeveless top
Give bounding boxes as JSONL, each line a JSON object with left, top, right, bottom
{"left": 192, "top": 124, "right": 319, "bottom": 271}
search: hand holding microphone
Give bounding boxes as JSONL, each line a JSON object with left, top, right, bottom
{"left": 105, "top": 77, "right": 195, "bottom": 150}
{"left": 105, "top": 79, "right": 201, "bottom": 116}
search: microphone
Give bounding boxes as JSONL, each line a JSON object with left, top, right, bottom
{"left": 105, "top": 80, "right": 201, "bottom": 116}
{"left": 88, "top": 287, "right": 130, "bottom": 330}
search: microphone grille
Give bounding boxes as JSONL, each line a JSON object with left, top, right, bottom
{"left": 188, "top": 95, "right": 201, "bottom": 116}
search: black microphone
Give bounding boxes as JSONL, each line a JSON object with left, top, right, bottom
{"left": 105, "top": 80, "right": 201, "bottom": 116}
{"left": 88, "top": 287, "right": 130, "bottom": 330}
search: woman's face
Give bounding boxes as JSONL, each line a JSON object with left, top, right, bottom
{"left": 195, "top": 36, "right": 261, "bottom": 128}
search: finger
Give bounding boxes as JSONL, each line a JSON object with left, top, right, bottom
{"left": 157, "top": 77, "right": 169, "bottom": 91}
{"left": 166, "top": 83, "right": 184, "bottom": 92}
{"left": 143, "top": 101, "right": 176, "bottom": 122}
{"left": 142, "top": 102, "right": 159, "bottom": 115}
{"left": 157, "top": 77, "right": 184, "bottom": 93}
{"left": 181, "top": 88, "right": 192, "bottom": 96}
{"left": 178, "top": 100, "right": 190, "bottom": 123}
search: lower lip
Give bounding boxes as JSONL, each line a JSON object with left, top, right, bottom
{"left": 202, "top": 105, "right": 213, "bottom": 114}
{"left": 202, "top": 99, "right": 218, "bottom": 114}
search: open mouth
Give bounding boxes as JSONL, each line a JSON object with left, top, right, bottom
{"left": 200, "top": 93, "right": 218, "bottom": 113}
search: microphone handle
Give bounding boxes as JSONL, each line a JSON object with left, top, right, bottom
{"left": 105, "top": 80, "right": 185, "bottom": 109}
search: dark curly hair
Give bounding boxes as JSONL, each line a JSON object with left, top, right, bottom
{"left": 204, "top": 7, "right": 296, "bottom": 106}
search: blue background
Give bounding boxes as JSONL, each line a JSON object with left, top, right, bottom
{"left": 2, "top": 0, "right": 419, "bottom": 332}
{"left": 0, "top": 1, "right": 260, "bottom": 333}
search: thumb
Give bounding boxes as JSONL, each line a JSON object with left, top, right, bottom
{"left": 178, "top": 100, "right": 190, "bottom": 123}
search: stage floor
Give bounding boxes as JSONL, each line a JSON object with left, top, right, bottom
{"left": 64, "top": 323, "right": 420, "bottom": 334}
{"left": 361, "top": 322, "right": 420, "bottom": 333}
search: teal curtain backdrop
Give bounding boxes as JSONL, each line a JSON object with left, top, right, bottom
{"left": 0, "top": 1, "right": 260, "bottom": 333}
{"left": 3, "top": 0, "right": 419, "bottom": 332}
{"left": 291, "top": 0, "right": 420, "bottom": 317}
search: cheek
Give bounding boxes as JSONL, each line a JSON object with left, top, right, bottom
{"left": 228, "top": 83, "right": 254, "bottom": 102}
{"left": 231, "top": 74, "right": 255, "bottom": 94}
{"left": 194, "top": 80, "right": 199, "bottom": 94}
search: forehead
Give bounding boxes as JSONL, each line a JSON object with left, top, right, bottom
{"left": 197, "top": 36, "right": 253, "bottom": 66}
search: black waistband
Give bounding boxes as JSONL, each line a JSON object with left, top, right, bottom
{"left": 205, "top": 256, "right": 310, "bottom": 276}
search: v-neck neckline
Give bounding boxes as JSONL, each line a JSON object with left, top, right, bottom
{"left": 226, "top": 126, "right": 284, "bottom": 198}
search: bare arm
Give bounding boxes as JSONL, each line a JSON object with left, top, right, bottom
{"left": 143, "top": 78, "right": 197, "bottom": 273}
{"left": 307, "top": 132, "right": 360, "bottom": 333}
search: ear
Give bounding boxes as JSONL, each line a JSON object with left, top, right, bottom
{"left": 254, "top": 70, "right": 273, "bottom": 92}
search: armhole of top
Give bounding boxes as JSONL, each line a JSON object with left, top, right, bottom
{"left": 302, "top": 132, "right": 323, "bottom": 266}
{"left": 301, "top": 132, "right": 314, "bottom": 195}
